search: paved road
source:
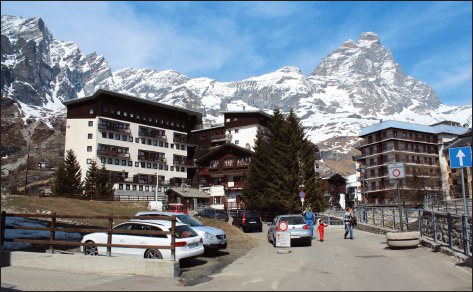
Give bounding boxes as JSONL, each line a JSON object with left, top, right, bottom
{"left": 1, "top": 225, "right": 471, "bottom": 291}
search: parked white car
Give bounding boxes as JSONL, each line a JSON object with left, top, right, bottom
{"left": 135, "top": 211, "right": 227, "bottom": 253}
{"left": 81, "top": 220, "right": 204, "bottom": 261}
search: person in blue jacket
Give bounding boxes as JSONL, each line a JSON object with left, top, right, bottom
{"left": 303, "top": 206, "right": 316, "bottom": 239}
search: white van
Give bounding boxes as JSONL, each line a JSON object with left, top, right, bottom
{"left": 147, "top": 200, "right": 164, "bottom": 211}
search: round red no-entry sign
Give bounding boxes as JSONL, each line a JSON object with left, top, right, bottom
{"left": 278, "top": 221, "right": 288, "bottom": 232}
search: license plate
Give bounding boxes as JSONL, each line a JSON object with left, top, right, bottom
{"left": 249, "top": 221, "right": 256, "bottom": 223}
{"left": 188, "top": 242, "right": 198, "bottom": 248}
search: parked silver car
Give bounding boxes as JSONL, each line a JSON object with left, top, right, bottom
{"left": 267, "top": 214, "right": 312, "bottom": 247}
{"left": 135, "top": 211, "right": 227, "bottom": 253}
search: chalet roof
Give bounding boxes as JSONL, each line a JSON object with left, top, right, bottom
{"left": 444, "top": 129, "right": 472, "bottom": 150}
{"left": 220, "top": 110, "right": 272, "bottom": 119}
{"left": 169, "top": 187, "right": 210, "bottom": 198}
{"left": 62, "top": 89, "right": 203, "bottom": 117}
{"left": 359, "top": 120, "right": 468, "bottom": 137}
{"left": 196, "top": 143, "right": 254, "bottom": 165}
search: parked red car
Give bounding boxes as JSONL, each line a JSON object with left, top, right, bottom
{"left": 165, "top": 203, "right": 188, "bottom": 214}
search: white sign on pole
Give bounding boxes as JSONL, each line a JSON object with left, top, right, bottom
{"left": 275, "top": 231, "right": 291, "bottom": 247}
{"left": 388, "top": 162, "right": 405, "bottom": 179}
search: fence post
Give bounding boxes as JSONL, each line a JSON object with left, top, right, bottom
{"left": 48, "top": 213, "right": 56, "bottom": 254}
{"left": 447, "top": 213, "right": 452, "bottom": 249}
{"left": 405, "top": 208, "right": 409, "bottom": 231}
{"left": 171, "top": 215, "right": 176, "bottom": 261}
{"left": 393, "top": 209, "right": 396, "bottom": 230}
{"left": 462, "top": 215, "right": 468, "bottom": 255}
{"left": 381, "top": 208, "right": 385, "bottom": 228}
{"left": 418, "top": 209, "right": 423, "bottom": 238}
{"left": 372, "top": 208, "right": 375, "bottom": 225}
{"left": 432, "top": 211, "right": 436, "bottom": 243}
{"left": 107, "top": 214, "right": 113, "bottom": 257}
{"left": 1, "top": 211, "right": 6, "bottom": 249}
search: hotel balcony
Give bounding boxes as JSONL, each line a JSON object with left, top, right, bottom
{"left": 138, "top": 126, "right": 167, "bottom": 140}
{"left": 98, "top": 120, "right": 131, "bottom": 134}
{"left": 97, "top": 149, "right": 130, "bottom": 158}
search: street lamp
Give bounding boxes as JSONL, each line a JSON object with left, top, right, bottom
{"left": 155, "top": 169, "right": 159, "bottom": 202}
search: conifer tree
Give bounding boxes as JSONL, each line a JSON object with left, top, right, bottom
{"left": 242, "top": 128, "right": 270, "bottom": 209}
{"left": 52, "top": 160, "right": 67, "bottom": 196}
{"left": 96, "top": 165, "right": 115, "bottom": 200}
{"left": 243, "top": 108, "right": 327, "bottom": 214}
{"left": 84, "top": 160, "right": 100, "bottom": 198}
{"left": 63, "top": 149, "right": 83, "bottom": 196}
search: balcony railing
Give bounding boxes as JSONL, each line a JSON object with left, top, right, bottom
{"left": 138, "top": 155, "right": 167, "bottom": 163}
{"left": 211, "top": 134, "right": 232, "bottom": 142}
{"left": 359, "top": 134, "right": 438, "bottom": 147}
{"left": 97, "top": 150, "right": 130, "bottom": 158}
{"left": 98, "top": 124, "right": 131, "bottom": 134}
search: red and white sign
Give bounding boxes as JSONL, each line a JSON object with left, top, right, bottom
{"left": 278, "top": 221, "right": 288, "bottom": 232}
{"left": 388, "top": 162, "right": 405, "bottom": 179}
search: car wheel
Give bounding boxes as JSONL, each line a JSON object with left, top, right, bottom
{"left": 307, "top": 238, "right": 312, "bottom": 246}
{"left": 272, "top": 236, "right": 276, "bottom": 247}
{"left": 83, "top": 241, "right": 98, "bottom": 256}
{"left": 144, "top": 249, "right": 163, "bottom": 259}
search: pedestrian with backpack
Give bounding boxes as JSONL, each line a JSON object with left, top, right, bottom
{"left": 343, "top": 206, "right": 355, "bottom": 239}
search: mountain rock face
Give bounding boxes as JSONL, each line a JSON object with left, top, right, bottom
{"left": 1, "top": 15, "right": 471, "bottom": 182}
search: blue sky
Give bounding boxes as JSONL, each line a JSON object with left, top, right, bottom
{"left": 2, "top": 1, "right": 472, "bottom": 106}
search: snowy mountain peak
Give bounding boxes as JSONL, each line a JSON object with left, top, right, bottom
{"left": 1, "top": 15, "right": 471, "bottom": 170}
{"left": 357, "top": 32, "right": 381, "bottom": 47}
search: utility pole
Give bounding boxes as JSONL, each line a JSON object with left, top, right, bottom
{"left": 24, "top": 143, "right": 31, "bottom": 196}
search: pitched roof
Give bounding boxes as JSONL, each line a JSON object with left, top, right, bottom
{"left": 196, "top": 143, "right": 253, "bottom": 164}
{"left": 359, "top": 120, "right": 468, "bottom": 136}
{"left": 169, "top": 187, "right": 210, "bottom": 198}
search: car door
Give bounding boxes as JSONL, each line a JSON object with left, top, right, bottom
{"left": 124, "top": 223, "right": 166, "bottom": 258}
{"left": 111, "top": 223, "right": 135, "bottom": 256}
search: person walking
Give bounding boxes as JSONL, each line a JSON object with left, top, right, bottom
{"left": 343, "top": 206, "right": 354, "bottom": 239}
{"left": 317, "top": 218, "right": 329, "bottom": 242}
{"left": 303, "top": 206, "right": 316, "bottom": 239}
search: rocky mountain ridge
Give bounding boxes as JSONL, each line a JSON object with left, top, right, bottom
{"left": 1, "top": 15, "right": 471, "bottom": 182}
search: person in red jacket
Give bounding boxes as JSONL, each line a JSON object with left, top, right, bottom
{"left": 317, "top": 218, "right": 329, "bottom": 242}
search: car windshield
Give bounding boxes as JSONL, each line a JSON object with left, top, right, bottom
{"left": 176, "top": 214, "right": 203, "bottom": 227}
{"left": 175, "top": 225, "right": 198, "bottom": 238}
{"left": 280, "top": 216, "right": 305, "bottom": 225}
{"left": 245, "top": 211, "right": 259, "bottom": 218}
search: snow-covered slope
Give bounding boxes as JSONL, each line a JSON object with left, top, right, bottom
{"left": 2, "top": 15, "right": 471, "bottom": 171}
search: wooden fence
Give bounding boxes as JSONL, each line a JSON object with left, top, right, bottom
{"left": 0, "top": 212, "right": 178, "bottom": 260}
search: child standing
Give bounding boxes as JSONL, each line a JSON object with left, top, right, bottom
{"left": 317, "top": 218, "right": 329, "bottom": 242}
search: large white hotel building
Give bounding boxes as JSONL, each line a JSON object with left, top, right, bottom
{"left": 63, "top": 89, "right": 203, "bottom": 198}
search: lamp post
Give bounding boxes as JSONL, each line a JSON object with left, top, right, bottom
{"left": 155, "top": 170, "right": 159, "bottom": 202}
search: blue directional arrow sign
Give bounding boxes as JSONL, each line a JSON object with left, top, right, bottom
{"left": 449, "top": 146, "right": 472, "bottom": 169}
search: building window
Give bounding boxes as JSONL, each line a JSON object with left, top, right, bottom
{"left": 139, "top": 185, "right": 143, "bottom": 191}
{"left": 128, "top": 136, "right": 133, "bottom": 142}
{"left": 145, "top": 186, "right": 149, "bottom": 191}
{"left": 115, "top": 159, "right": 119, "bottom": 165}
{"left": 102, "top": 132, "right": 107, "bottom": 138}
{"left": 122, "top": 135, "right": 127, "bottom": 141}
{"left": 123, "top": 112, "right": 128, "bottom": 117}
{"left": 126, "top": 184, "right": 130, "bottom": 190}
{"left": 115, "top": 134, "right": 120, "bottom": 140}
{"left": 135, "top": 162, "right": 139, "bottom": 167}
{"left": 171, "top": 144, "right": 174, "bottom": 149}
{"left": 108, "top": 133, "right": 113, "bottom": 139}
{"left": 87, "top": 146, "right": 92, "bottom": 152}
{"left": 122, "top": 160, "right": 127, "bottom": 166}
{"left": 101, "top": 158, "right": 106, "bottom": 164}
{"left": 132, "top": 185, "right": 137, "bottom": 191}
{"left": 86, "top": 159, "right": 92, "bottom": 164}
{"left": 164, "top": 165, "right": 168, "bottom": 170}
{"left": 170, "top": 166, "right": 174, "bottom": 171}
{"left": 119, "top": 184, "right": 123, "bottom": 190}
{"left": 235, "top": 129, "right": 239, "bottom": 133}
{"left": 135, "top": 137, "right": 139, "bottom": 143}
{"left": 108, "top": 158, "right": 113, "bottom": 164}
{"left": 89, "top": 108, "right": 94, "bottom": 115}
{"left": 88, "top": 133, "right": 93, "bottom": 139}
{"left": 147, "top": 163, "right": 151, "bottom": 168}
{"left": 88, "top": 121, "right": 93, "bottom": 127}
{"left": 128, "top": 160, "right": 133, "bottom": 166}
{"left": 235, "top": 140, "right": 239, "bottom": 145}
